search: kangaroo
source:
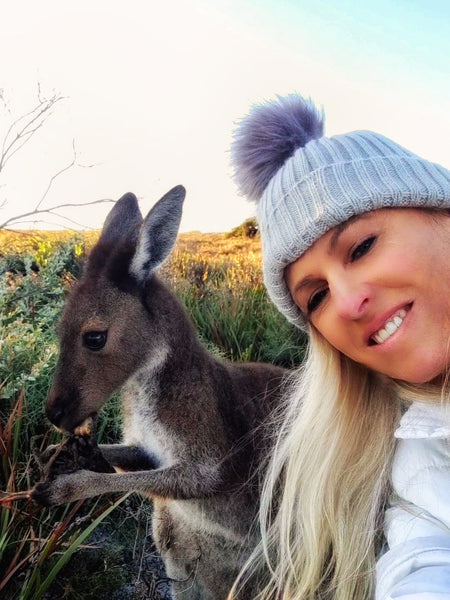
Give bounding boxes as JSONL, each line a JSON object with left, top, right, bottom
{"left": 32, "top": 186, "right": 287, "bottom": 599}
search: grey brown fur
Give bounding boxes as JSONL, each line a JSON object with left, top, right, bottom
{"left": 32, "top": 186, "right": 286, "bottom": 599}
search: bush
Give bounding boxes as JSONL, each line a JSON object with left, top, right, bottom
{"left": 226, "top": 217, "right": 259, "bottom": 238}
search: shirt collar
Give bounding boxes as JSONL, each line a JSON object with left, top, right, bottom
{"left": 395, "top": 401, "right": 450, "bottom": 439}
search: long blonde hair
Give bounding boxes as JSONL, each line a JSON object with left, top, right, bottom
{"left": 230, "top": 208, "right": 450, "bottom": 600}
{"left": 233, "top": 328, "right": 402, "bottom": 599}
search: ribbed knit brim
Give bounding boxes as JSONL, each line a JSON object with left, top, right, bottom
{"left": 258, "top": 130, "right": 450, "bottom": 329}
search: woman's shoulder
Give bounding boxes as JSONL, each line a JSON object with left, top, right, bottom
{"left": 395, "top": 401, "right": 450, "bottom": 440}
{"left": 393, "top": 402, "right": 450, "bottom": 483}
{"left": 390, "top": 401, "right": 450, "bottom": 531}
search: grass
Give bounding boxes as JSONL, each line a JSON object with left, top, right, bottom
{"left": 0, "top": 227, "right": 307, "bottom": 598}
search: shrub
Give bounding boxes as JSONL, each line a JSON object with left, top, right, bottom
{"left": 226, "top": 217, "right": 259, "bottom": 238}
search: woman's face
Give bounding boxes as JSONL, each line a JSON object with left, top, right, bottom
{"left": 285, "top": 209, "right": 450, "bottom": 384}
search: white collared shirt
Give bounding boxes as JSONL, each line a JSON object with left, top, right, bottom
{"left": 376, "top": 402, "right": 450, "bottom": 599}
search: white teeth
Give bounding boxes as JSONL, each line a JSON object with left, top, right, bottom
{"left": 372, "top": 308, "right": 408, "bottom": 345}
{"left": 385, "top": 321, "right": 397, "bottom": 335}
{"left": 376, "top": 329, "right": 389, "bottom": 343}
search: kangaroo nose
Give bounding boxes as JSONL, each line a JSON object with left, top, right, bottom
{"left": 46, "top": 396, "right": 67, "bottom": 427}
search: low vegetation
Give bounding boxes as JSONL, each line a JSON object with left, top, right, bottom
{"left": 0, "top": 226, "right": 307, "bottom": 599}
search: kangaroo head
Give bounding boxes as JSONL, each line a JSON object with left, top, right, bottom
{"left": 46, "top": 185, "right": 186, "bottom": 432}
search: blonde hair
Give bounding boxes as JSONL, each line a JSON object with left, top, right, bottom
{"left": 232, "top": 328, "right": 401, "bottom": 599}
{"left": 232, "top": 325, "right": 450, "bottom": 599}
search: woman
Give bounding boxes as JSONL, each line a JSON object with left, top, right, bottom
{"left": 230, "top": 94, "right": 450, "bottom": 599}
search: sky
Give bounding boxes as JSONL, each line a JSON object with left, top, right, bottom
{"left": 0, "top": 0, "right": 449, "bottom": 232}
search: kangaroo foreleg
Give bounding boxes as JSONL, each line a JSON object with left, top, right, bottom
{"left": 99, "top": 444, "right": 157, "bottom": 471}
{"left": 32, "top": 461, "right": 220, "bottom": 507}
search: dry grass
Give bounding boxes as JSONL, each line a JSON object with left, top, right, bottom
{"left": 0, "top": 229, "right": 264, "bottom": 288}
{"left": 0, "top": 229, "right": 99, "bottom": 255}
{"left": 0, "top": 229, "right": 260, "bottom": 254}
{"left": 164, "top": 231, "right": 263, "bottom": 289}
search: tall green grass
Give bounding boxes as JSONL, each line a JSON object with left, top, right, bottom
{"left": 0, "top": 241, "right": 135, "bottom": 598}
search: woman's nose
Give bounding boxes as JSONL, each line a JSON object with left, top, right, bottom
{"left": 332, "top": 280, "right": 371, "bottom": 320}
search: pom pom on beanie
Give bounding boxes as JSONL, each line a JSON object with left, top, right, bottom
{"left": 231, "top": 94, "right": 324, "bottom": 201}
{"left": 232, "top": 93, "right": 450, "bottom": 330}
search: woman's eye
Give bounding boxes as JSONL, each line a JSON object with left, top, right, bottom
{"left": 350, "top": 236, "right": 376, "bottom": 262}
{"left": 307, "top": 288, "right": 328, "bottom": 314}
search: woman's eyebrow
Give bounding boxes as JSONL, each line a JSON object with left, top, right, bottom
{"left": 292, "top": 213, "right": 373, "bottom": 295}
{"left": 292, "top": 275, "right": 319, "bottom": 296}
{"left": 328, "top": 213, "right": 370, "bottom": 253}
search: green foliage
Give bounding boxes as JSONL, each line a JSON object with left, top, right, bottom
{"left": 226, "top": 217, "right": 259, "bottom": 238}
{"left": 178, "top": 282, "right": 306, "bottom": 366}
{"left": 0, "top": 241, "right": 85, "bottom": 452}
{"left": 0, "top": 239, "right": 131, "bottom": 599}
{"left": 167, "top": 259, "right": 307, "bottom": 368}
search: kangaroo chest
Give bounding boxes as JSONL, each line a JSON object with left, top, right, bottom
{"left": 121, "top": 376, "right": 178, "bottom": 468}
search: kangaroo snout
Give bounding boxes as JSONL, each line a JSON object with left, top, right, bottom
{"left": 45, "top": 395, "right": 66, "bottom": 427}
{"left": 46, "top": 388, "right": 91, "bottom": 432}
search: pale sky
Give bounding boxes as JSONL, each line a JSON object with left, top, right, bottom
{"left": 1, "top": 0, "right": 449, "bottom": 232}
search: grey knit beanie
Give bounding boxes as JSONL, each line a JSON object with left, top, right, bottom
{"left": 231, "top": 94, "right": 450, "bottom": 330}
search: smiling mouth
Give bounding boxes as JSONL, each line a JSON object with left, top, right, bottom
{"left": 369, "top": 305, "right": 411, "bottom": 346}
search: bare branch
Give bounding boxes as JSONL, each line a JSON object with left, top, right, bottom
{"left": 2, "top": 220, "right": 76, "bottom": 230}
{"left": 0, "top": 90, "right": 107, "bottom": 231}
{"left": 35, "top": 140, "right": 77, "bottom": 210}
{"left": 46, "top": 210, "right": 101, "bottom": 229}
{"left": 0, "top": 199, "right": 114, "bottom": 230}
{"left": 1, "top": 124, "right": 44, "bottom": 170}
{"left": 0, "top": 94, "right": 65, "bottom": 173}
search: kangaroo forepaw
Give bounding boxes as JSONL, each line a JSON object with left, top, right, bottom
{"left": 31, "top": 469, "right": 99, "bottom": 506}
{"left": 32, "top": 474, "right": 77, "bottom": 507}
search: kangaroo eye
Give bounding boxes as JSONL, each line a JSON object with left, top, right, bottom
{"left": 82, "top": 331, "right": 107, "bottom": 351}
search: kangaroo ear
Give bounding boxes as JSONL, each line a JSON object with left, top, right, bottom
{"left": 99, "top": 192, "right": 143, "bottom": 245}
{"left": 130, "top": 185, "right": 185, "bottom": 284}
